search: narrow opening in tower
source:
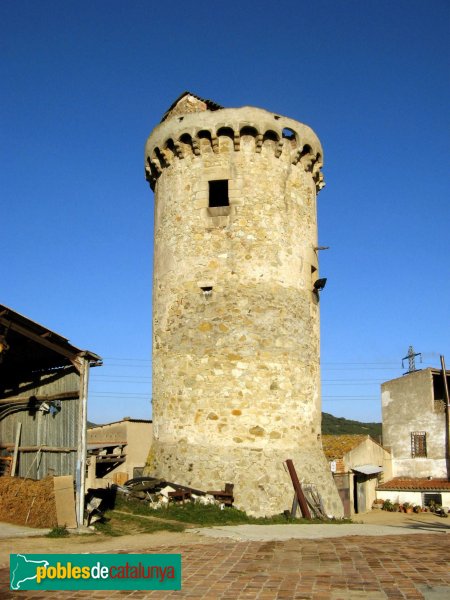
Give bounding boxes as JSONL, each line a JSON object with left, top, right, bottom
{"left": 209, "top": 180, "right": 229, "bottom": 208}
{"left": 200, "top": 286, "right": 213, "bottom": 298}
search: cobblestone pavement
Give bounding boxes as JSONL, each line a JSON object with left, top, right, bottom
{"left": 1, "top": 533, "right": 449, "bottom": 599}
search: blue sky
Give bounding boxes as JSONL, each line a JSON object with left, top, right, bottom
{"left": 1, "top": 1, "right": 449, "bottom": 424}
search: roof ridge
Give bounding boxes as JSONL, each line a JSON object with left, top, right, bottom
{"left": 161, "top": 91, "right": 223, "bottom": 122}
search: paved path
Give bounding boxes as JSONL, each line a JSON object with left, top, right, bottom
{"left": 192, "top": 521, "right": 450, "bottom": 541}
{"left": 0, "top": 522, "right": 50, "bottom": 538}
{"left": 1, "top": 532, "right": 449, "bottom": 599}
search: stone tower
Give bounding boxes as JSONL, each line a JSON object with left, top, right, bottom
{"left": 144, "top": 92, "right": 343, "bottom": 517}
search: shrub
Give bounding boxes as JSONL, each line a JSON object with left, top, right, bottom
{"left": 46, "top": 525, "right": 69, "bottom": 538}
{"left": 382, "top": 499, "right": 394, "bottom": 512}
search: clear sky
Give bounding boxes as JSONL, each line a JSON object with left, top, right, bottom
{"left": 1, "top": 1, "right": 449, "bottom": 424}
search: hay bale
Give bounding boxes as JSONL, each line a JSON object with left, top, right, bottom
{"left": 0, "top": 476, "right": 57, "bottom": 528}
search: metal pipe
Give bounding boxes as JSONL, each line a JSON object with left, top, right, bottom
{"left": 75, "top": 356, "right": 89, "bottom": 527}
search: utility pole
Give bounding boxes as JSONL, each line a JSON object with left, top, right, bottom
{"left": 402, "top": 346, "right": 422, "bottom": 373}
{"left": 440, "top": 355, "right": 450, "bottom": 480}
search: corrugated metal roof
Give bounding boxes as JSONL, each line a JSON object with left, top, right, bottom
{"left": 352, "top": 464, "right": 383, "bottom": 475}
{"left": 0, "top": 304, "right": 102, "bottom": 371}
{"left": 0, "top": 304, "right": 102, "bottom": 485}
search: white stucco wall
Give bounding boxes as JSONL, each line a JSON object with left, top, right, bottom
{"left": 339, "top": 438, "right": 391, "bottom": 514}
{"left": 382, "top": 369, "right": 447, "bottom": 478}
{"left": 376, "top": 490, "right": 450, "bottom": 507}
{"left": 344, "top": 438, "right": 392, "bottom": 482}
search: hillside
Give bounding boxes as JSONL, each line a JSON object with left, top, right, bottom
{"left": 88, "top": 415, "right": 382, "bottom": 439}
{"left": 322, "top": 412, "right": 382, "bottom": 440}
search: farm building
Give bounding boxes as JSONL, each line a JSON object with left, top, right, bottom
{"left": 322, "top": 434, "right": 392, "bottom": 516}
{"left": 86, "top": 418, "right": 152, "bottom": 488}
{"left": 0, "top": 304, "right": 101, "bottom": 524}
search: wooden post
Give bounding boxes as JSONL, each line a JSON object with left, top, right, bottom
{"left": 75, "top": 355, "right": 89, "bottom": 527}
{"left": 285, "top": 459, "right": 312, "bottom": 519}
{"left": 440, "top": 355, "right": 450, "bottom": 479}
{"left": 11, "top": 422, "right": 21, "bottom": 476}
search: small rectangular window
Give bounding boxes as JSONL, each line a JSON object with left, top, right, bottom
{"left": 209, "top": 180, "right": 229, "bottom": 207}
{"left": 423, "top": 493, "right": 442, "bottom": 507}
{"left": 411, "top": 431, "right": 427, "bottom": 458}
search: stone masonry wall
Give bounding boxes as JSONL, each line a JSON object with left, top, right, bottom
{"left": 144, "top": 103, "right": 344, "bottom": 517}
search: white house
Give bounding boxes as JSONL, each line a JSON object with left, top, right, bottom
{"left": 381, "top": 368, "right": 449, "bottom": 479}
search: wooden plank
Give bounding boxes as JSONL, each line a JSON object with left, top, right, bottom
{"left": 112, "top": 472, "right": 128, "bottom": 486}
{"left": 285, "top": 459, "right": 312, "bottom": 519}
{"left": 53, "top": 476, "right": 77, "bottom": 529}
{"left": 93, "top": 456, "right": 125, "bottom": 463}
{"left": 10, "top": 422, "right": 21, "bottom": 476}
{"left": 0, "top": 445, "right": 76, "bottom": 452}
{"left": 1, "top": 319, "right": 76, "bottom": 360}
{"left": 0, "top": 391, "right": 78, "bottom": 405}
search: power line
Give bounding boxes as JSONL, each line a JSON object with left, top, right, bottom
{"left": 100, "top": 356, "right": 405, "bottom": 366}
{"left": 89, "top": 393, "right": 378, "bottom": 401}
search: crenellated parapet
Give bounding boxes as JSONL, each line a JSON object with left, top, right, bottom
{"left": 145, "top": 106, "right": 325, "bottom": 192}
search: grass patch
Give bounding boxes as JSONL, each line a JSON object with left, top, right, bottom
{"left": 46, "top": 525, "right": 70, "bottom": 538}
{"left": 113, "top": 495, "right": 351, "bottom": 527}
{"left": 93, "top": 520, "right": 122, "bottom": 537}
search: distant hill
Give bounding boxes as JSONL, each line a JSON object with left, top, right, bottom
{"left": 88, "top": 415, "right": 382, "bottom": 439}
{"left": 322, "top": 412, "right": 382, "bottom": 441}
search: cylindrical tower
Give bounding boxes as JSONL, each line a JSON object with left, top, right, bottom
{"left": 144, "top": 93, "right": 343, "bottom": 517}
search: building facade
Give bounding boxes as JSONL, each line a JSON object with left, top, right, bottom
{"left": 86, "top": 418, "right": 153, "bottom": 488}
{"left": 376, "top": 477, "right": 450, "bottom": 508}
{"left": 144, "top": 93, "right": 343, "bottom": 517}
{"left": 0, "top": 303, "right": 101, "bottom": 526}
{"left": 322, "top": 435, "right": 392, "bottom": 516}
{"left": 382, "top": 368, "right": 449, "bottom": 479}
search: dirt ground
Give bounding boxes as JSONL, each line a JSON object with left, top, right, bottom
{"left": 353, "top": 508, "right": 448, "bottom": 527}
{"left": 0, "top": 476, "right": 57, "bottom": 528}
{"left": 0, "top": 529, "right": 208, "bottom": 568}
{"left": 1, "top": 509, "right": 447, "bottom": 570}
